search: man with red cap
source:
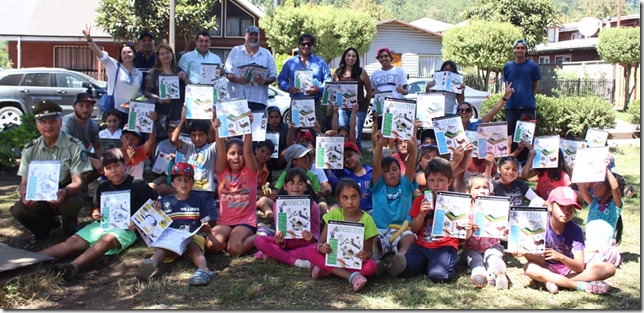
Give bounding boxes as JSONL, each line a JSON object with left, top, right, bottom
{"left": 62, "top": 92, "right": 103, "bottom": 182}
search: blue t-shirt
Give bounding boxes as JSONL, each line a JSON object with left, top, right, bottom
{"left": 466, "top": 119, "right": 482, "bottom": 131}
{"left": 332, "top": 165, "right": 373, "bottom": 213}
{"left": 277, "top": 53, "right": 332, "bottom": 100}
{"left": 159, "top": 192, "right": 215, "bottom": 232}
{"left": 369, "top": 175, "right": 418, "bottom": 229}
{"left": 586, "top": 196, "right": 622, "bottom": 244}
{"left": 503, "top": 59, "right": 541, "bottom": 109}
{"left": 545, "top": 220, "right": 585, "bottom": 266}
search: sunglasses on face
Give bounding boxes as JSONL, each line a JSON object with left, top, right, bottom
{"left": 300, "top": 42, "right": 313, "bottom": 47}
{"left": 457, "top": 108, "right": 471, "bottom": 113}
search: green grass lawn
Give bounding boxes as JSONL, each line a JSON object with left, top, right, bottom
{"left": 0, "top": 145, "right": 640, "bottom": 309}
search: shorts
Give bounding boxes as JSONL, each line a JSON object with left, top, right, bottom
{"left": 547, "top": 262, "right": 572, "bottom": 276}
{"left": 229, "top": 223, "right": 257, "bottom": 234}
{"left": 163, "top": 235, "right": 206, "bottom": 263}
{"left": 75, "top": 222, "right": 137, "bottom": 255}
{"left": 377, "top": 228, "right": 416, "bottom": 255}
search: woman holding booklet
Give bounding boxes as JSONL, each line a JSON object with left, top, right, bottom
{"left": 425, "top": 61, "right": 465, "bottom": 115}
{"left": 143, "top": 43, "right": 189, "bottom": 139}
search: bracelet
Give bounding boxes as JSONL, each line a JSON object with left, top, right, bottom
{"left": 317, "top": 242, "right": 324, "bottom": 252}
{"left": 502, "top": 97, "right": 509, "bottom": 101}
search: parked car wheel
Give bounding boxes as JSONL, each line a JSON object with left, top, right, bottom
{"left": 362, "top": 107, "right": 373, "bottom": 133}
{"left": 283, "top": 109, "right": 291, "bottom": 125}
{"left": 0, "top": 105, "right": 23, "bottom": 129}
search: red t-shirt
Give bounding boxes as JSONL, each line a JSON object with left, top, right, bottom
{"left": 409, "top": 195, "right": 459, "bottom": 250}
{"left": 535, "top": 170, "right": 570, "bottom": 199}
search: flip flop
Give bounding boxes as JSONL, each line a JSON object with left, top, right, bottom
{"left": 188, "top": 269, "right": 215, "bottom": 286}
{"left": 349, "top": 272, "right": 367, "bottom": 292}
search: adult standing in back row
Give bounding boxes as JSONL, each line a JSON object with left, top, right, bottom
{"left": 278, "top": 33, "right": 332, "bottom": 130}
{"left": 502, "top": 39, "right": 541, "bottom": 139}
{"left": 179, "top": 30, "right": 222, "bottom": 85}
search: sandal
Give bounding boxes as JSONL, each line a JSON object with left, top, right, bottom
{"left": 387, "top": 253, "right": 407, "bottom": 277}
{"left": 137, "top": 259, "right": 158, "bottom": 280}
{"left": 311, "top": 265, "right": 331, "bottom": 279}
{"left": 349, "top": 272, "right": 367, "bottom": 292}
{"left": 471, "top": 273, "right": 487, "bottom": 288}
{"left": 188, "top": 269, "right": 215, "bottom": 286}
{"left": 584, "top": 280, "right": 611, "bottom": 294}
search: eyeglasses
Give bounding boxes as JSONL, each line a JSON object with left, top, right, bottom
{"left": 457, "top": 108, "right": 472, "bottom": 113}
{"left": 300, "top": 42, "right": 313, "bottom": 47}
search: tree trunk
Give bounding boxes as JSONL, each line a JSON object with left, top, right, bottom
{"left": 484, "top": 69, "right": 491, "bottom": 93}
{"left": 626, "top": 63, "right": 639, "bottom": 110}
{"left": 477, "top": 68, "right": 484, "bottom": 91}
{"left": 623, "top": 63, "right": 632, "bottom": 110}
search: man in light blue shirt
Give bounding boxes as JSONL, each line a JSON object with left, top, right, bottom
{"left": 224, "top": 25, "right": 277, "bottom": 111}
{"left": 179, "top": 30, "right": 222, "bottom": 85}
{"left": 278, "top": 33, "right": 331, "bottom": 129}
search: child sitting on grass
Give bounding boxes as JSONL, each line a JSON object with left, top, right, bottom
{"left": 137, "top": 162, "right": 218, "bottom": 285}
{"left": 39, "top": 148, "right": 157, "bottom": 280}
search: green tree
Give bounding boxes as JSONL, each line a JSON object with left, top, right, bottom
{"left": 0, "top": 41, "right": 11, "bottom": 68}
{"left": 348, "top": 0, "right": 394, "bottom": 22}
{"left": 96, "top": 0, "right": 218, "bottom": 52}
{"left": 259, "top": 5, "right": 377, "bottom": 62}
{"left": 597, "top": 27, "right": 640, "bottom": 110}
{"left": 442, "top": 20, "right": 522, "bottom": 92}
{"left": 425, "top": 0, "right": 473, "bottom": 24}
{"left": 462, "top": 0, "right": 560, "bottom": 46}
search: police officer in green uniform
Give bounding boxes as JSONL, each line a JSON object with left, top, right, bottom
{"left": 10, "top": 100, "right": 93, "bottom": 241}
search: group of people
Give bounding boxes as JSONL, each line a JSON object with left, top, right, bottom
{"left": 8, "top": 28, "right": 624, "bottom": 295}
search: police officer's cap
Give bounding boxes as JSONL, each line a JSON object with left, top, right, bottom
{"left": 33, "top": 100, "right": 62, "bottom": 120}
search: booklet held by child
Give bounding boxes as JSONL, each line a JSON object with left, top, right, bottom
{"left": 325, "top": 220, "right": 364, "bottom": 270}
{"left": 430, "top": 191, "right": 472, "bottom": 239}
{"left": 570, "top": 146, "right": 610, "bottom": 183}
{"left": 473, "top": 195, "right": 510, "bottom": 239}
{"left": 432, "top": 115, "right": 467, "bottom": 155}
{"left": 185, "top": 84, "right": 214, "bottom": 119}
{"left": 215, "top": 98, "right": 251, "bottom": 138}
{"left": 275, "top": 196, "right": 311, "bottom": 239}
{"left": 381, "top": 97, "right": 416, "bottom": 141}
{"left": 127, "top": 101, "right": 155, "bottom": 133}
{"left": 416, "top": 93, "right": 445, "bottom": 128}
{"left": 315, "top": 135, "right": 344, "bottom": 169}
{"left": 513, "top": 120, "right": 535, "bottom": 144}
{"left": 507, "top": 206, "right": 548, "bottom": 254}
{"left": 26, "top": 160, "right": 60, "bottom": 201}
{"left": 251, "top": 110, "right": 268, "bottom": 142}
{"left": 100, "top": 190, "right": 131, "bottom": 230}
{"left": 532, "top": 135, "right": 560, "bottom": 169}
{"left": 477, "top": 122, "right": 508, "bottom": 158}
{"left": 265, "top": 132, "right": 280, "bottom": 158}
{"left": 291, "top": 97, "right": 316, "bottom": 128}
{"left": 559, "top": 138, "right": 587, "bottom": 167}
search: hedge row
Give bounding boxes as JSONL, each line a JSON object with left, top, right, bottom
{"left": 480, "top": 94, "right": 616, "bottom": 139}
{"left": 0, "top": 114, "right": 40, "bottom": 169}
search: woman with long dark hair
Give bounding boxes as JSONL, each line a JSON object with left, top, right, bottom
{"left": 425, "top": 60, "right": 465, "bottom": 115}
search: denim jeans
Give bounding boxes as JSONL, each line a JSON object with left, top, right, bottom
{"left": 338, "top": 109, "right": 367, "bottom": 149}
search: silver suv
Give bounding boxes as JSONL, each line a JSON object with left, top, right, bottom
{"left": 0, "top": 68, "right": 107, "bottom": 129}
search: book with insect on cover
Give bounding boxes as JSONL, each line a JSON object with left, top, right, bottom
{"left": 381, "top": 97, "right": 416, "bottom": 141}
{"left": 325, "top": 220, "right": 364, "bottom": 270}
{"left": 100, "top": 190, "right": 131, "bottom": 230}
{"left": 185, "top": 84, "right": 214, "bottom": 119}
{"left": 26, "top": 160, "right": 60, "bottom": 201}
{"left": 513, "top": 120, "right": 535, "bottom": 144}
{"left": 430, "top": 191, "right": 472, "bottom": 239}
{"left": 251, "top": 110, "right": 268, "bottom": 142}
{"left": 275, "top": 195, "right": 311, "bottom": 239}
{"left": 158, "top": 75, "right": 180, "bottom": 99}
{"left": 291, "top": 97, "right": 316, "bottom": 128}
{"left": 473, "top": 195, "right": 510, "bottom": 239}
{"left": 416, "top": 93, "right": 445, "bottom": 128}
{"left": 237, "top": 63, "right": 268, "bottom": 85}
{"left": 212, "top": 76, "right": 230, "bottom": 103}
{"left": 559, "top": 138, "right": 587, "bottom": 167}
{"left": 199, "top": 63, "right": 221, "bottom": 85}
{"left": 127, "top": 101, "right": 155, "bottom": 134}
{"left": 315, "top": 134, "right": 344, "bottom": 169}
{"left": 507, "top": 206, "right": 548, "bottom": 254}
{"left": 584, "top": 128, "right": 609, "bottom": 147}
{"left": 532, "top": 135, "right": 560, "bottom": 169}
{"left": 477, "top": 122, "right": 509, "bottom": 158}
{"left": 151, "top": 151, "right": 172, "bottom": 174}
{"left": 294, "top": 69, "right": 314, "bottom": 92}
{"left": 570, "top": 146, "right": 610, "bottom": 183}
{"left": 322, "top": 81, "right": 358, "bottom": 109}
{"left": 432, "top": 115, "right": 467, "bottom": 155}
{"left": 372, "top": 91, "right": 393, "bottom": 115}
{"left": 215, "top": 98, "right": 251, "bottom": 138}
{"left": 265, "top": 132, "right": 280, "bottom": 158}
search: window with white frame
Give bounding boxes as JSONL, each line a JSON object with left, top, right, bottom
{"left": 555, "top": 55, "right": 572, "bottom": 64}
{"left": 225, "top": 2, "right": 254, "bottom": 37}
{"left": 571, "top": 32, "right": 583, "bottom": 39}
{"left": 209, "top": 2, "right": 222, "bottom": 37}
{"left": 210, "top": 48, "right": 232, "bottom": 63}
{"left": 418, "top": 55, "right": 443, "bottom": 77}
{"left": 538, "top": 56, "right": 550, "bottom": 64}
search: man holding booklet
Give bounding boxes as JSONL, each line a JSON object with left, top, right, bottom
{"left": 10, "top": 100, "right": 93, "bottom": 244}
{"left": 224, "top": 25, "right": 277, "bottom": 111}
{"left": 179, "top": 30, "right": 223, "bottom": 85}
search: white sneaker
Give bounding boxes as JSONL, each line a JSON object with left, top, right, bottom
{"left": 294, "top": 259, "right": 311, "bottom": 269}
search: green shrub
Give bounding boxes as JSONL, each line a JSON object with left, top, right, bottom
{"left": 627, "top": 99, "right": 640, "bottom": 124}
{"left": 480, "top": 94, "right": 615, "bottom": 138}
{"left": 0, "top": 113, "right": 40, "bottom": 168}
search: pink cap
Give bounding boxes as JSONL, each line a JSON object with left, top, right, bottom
{"left": 547, "top": 186, "right": 581, "bottom": 210}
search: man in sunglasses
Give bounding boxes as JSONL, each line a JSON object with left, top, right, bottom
{"left": 278, "top": 33, "right": 332, "bottom": 130}
{"left": 502, "top": 39, "right": 541, "bottom": 162}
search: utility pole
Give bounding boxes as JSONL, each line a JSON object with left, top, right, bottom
{"left": 617, "top": 0, "right": 621, "bottom": 27}
{"left": 169, "top": 0, "right": 176, "bottom": 51}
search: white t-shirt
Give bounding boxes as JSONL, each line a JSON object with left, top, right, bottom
{"left": 99, "top": 51, "right": 143, "bottom": 114}
{"left": 99, "top": 128, "right": 122, "bottom": 139}
{"left": 370, "top": 66, "right": 408, "bottom": 99}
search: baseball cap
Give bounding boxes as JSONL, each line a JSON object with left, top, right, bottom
{"left": 171, "top": 162, "right": 194, "bottom": 178}
{"left": 139, "top": 31, "right": 154, "bottom": 41}
{"left": 284, "top": 144, "right": 312, "bottom": 170}
{"left": 33, "top": 100, "right": 62, "bottom": 120}
{"left": 246, "top": 25, "right": 260, "bottom": 34}
{"left": 121, "top": 125, "right": 141, "bottom": 138}
{"left": 547, "top": 186, "right": 581, "bottom": 210}
{"left": 344, "top": 142, "right": 360, "bottom": 153}
{"left": 296, "top": 130, "right": 314, "bottom": 143}
{"left": 513, "top": 39, "right": 528, "bottom": 48}
{"left": 75, "top": 93, "right": 96, "bottom": 104}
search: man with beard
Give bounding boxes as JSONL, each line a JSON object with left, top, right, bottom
{"left": 10, "top": 100, "right": 92, "bottom": 244}
{"left": 224, "top": 25, "right": 277, "bottom": 111}
{"left": 62, "top": 93, "right": 103, "bottom": 182}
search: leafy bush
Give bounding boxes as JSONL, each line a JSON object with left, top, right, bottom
{"left": 627, "top": 99, "right": 640, "bottom": 125}
{"left": 0, "top": 113, "right": 40, "bottom": 168}
{"left": 480, "top": 94, "right": 615, "bottom": 138}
